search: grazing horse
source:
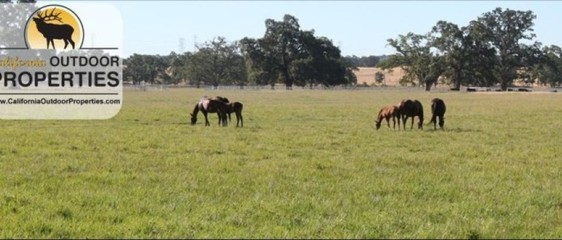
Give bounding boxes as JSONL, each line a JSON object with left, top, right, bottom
{"left": 375, "top": 105, "right": 400, "bottom": 130}
{"left": 213, "top": 96, "right": 244, "bottom": 128}
{"left": 429, "top": 98, "right": 446, "bottom": 130}
{"left": 398, "top": 99, "right": 424, "bottom": 130}
{"left": 211, "top": 96, "right": 230, "bottom": 125}
{"left": 190, "top": 97, "right": 228, "bottom": 126}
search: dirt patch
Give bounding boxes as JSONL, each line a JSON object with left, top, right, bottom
{"left": 353, "top": 67, "right": 406, "bottom": 86}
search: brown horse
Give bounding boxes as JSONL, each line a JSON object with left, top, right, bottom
{"left": 375, "top": 105, "right": 400, "bottom": 130}
{"left": 429, "top": 98, "right": 446, "bottom": 130}
{"left": 190, "top": 97, "right": 228, "bottom": 126}
{"left": 398, "top": 99, "right": 424, "bottom": 130}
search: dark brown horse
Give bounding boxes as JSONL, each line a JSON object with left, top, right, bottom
{"left": 190, "top": 97, "right": 228, "bottom": 126}
{"left": 398, "top": 99, "right": 424, "bottom": 130}
{"left": 226, "top": 102, "right": 244, "bottom": 127}
{"left": 211, "top": 96, "right": 230, "bottom": 125}
{"left": 375, "top": 105, "right": 400, "bottom": 130}
{"left": 429, "top": 98, "right": 446, "bottom": 130}
{"left": 213, "top": 96, "right": 244, "bottom": 128}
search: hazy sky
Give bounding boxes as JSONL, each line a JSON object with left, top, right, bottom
{"left": 43, "top": 1, "right": 562, "bottom": 57}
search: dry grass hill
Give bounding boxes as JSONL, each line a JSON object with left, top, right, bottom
{"left": 353, "top": 67, "right": 406, "bottom": 86}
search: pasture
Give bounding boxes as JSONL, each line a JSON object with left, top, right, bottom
{"left": 1, "top": 88, "right": 561, "bottom": 238}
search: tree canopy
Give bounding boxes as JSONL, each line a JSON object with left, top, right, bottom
{"left": 240, "top": 14, "right": 354, "bottom": 89}
{"left": 380, "top": 7, "right": 560, "bottom": 90}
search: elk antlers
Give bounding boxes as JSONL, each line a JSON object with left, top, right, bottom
{"left": 35, "top": 7, "right": 63, "bottom": 23}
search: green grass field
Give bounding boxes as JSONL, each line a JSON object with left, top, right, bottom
{"left": 1, "top": 88, "right": 561, "bottom": 238}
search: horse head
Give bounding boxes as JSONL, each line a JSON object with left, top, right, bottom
{"left": 375, "top": 119, "right": 382, "bottom": 130}
{"left": 190, "top": 113, "right": 197, "bottom": 125}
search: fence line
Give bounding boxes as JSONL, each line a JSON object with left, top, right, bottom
{"left": 123, "top": 83, "right": 561, "bottom": 93}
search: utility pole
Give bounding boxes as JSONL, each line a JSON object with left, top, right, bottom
{"left": 179, "top": 37, "right": 185, "bottom": 53}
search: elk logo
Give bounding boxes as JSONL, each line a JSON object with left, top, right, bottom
{"left": 25, "top": 5, "right": 84, "bottom": 50}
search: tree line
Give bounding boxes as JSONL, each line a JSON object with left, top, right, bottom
{"left": 125, "top": 8, "right": 562, "bottom": 90}
{"left": 4, "top": 1, "right": 560, "bottom": 90}
{"left": 124, "top": 15, "right": 357, "bottom": 89}
{"left": 378, "top": 7, "right": 562, "bottom": 91}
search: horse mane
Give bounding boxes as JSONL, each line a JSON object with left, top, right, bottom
{"left": 375, "top": 108, "right": 385, "bottom": 123}
{"left": 213, "top": 96, "right": 230, "bottom": 103}
{"left": 191, "top": 103, "right": 200, "bottom": 116}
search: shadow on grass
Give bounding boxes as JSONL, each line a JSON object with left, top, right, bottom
{"left": 442, "top": 127, "right": 482, "bottom": 133}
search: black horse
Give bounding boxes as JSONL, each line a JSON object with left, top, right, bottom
{"left": 429, "top": 98, "right": 446, "bottom": 130}
{"left": 190, "top": 97, "right": 228, "bottom": 126}
{"left": 398, "top": 99, "right": 424, "bottom": 130}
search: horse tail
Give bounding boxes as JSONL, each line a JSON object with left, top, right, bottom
{"left": 415, "top": 100, "right": 424, "bottom": 120}
{"left": 429, "top": 100, "right": 436, "bottom": 125}
{"left": 428, "top": 114, "right": 436, "bottom": 124}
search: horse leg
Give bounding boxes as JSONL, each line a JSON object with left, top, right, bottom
{"left": 238, "top": 112, "right": 243, "bottom": 128}
{"left": 386, "top": 116, "right": 391, "bottom": 129}
{"left": 203, "top": 112, "right": 210, "bottom": 126}
{"left": 220, "top": 110, "right": 228, "bottom": 127}
{"left": 221, "top": 112, "right": 227, "bottom": 126}
{"left": 410, "top": 117, "right": 414, "bottom": 130}
{"left": 439, "top": 115, "right": 445, "bottom": 129}
{"left": 217, "top": 112, "right": 224, "bottom": 126}
{"left": 431, "top": 114, "right": 437, "bottom": 130}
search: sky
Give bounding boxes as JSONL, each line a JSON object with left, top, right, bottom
{"left": 41, "top": 1, "right": 562, "bottom": 58}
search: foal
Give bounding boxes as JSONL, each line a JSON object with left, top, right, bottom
{"left": 375, "top": 105, "right": 400, "bottom": 130}
{"left": 226, "top": 102, "right": 244, "bottom": 127}
{"left": 213, "top": 96, "right": 244, "bottom": 127}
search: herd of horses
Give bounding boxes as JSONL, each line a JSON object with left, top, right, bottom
{"left": 188, "top": 95, "right": 446, "bottom": 131}
{"left": 190, "top": 96, "right": 244, "bottom": 127}
{"left": 375, "top": 98, "right": 446, "bottom": 131}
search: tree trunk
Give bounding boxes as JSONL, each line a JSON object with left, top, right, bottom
{"left": 425, "top": 82, "right": 433, "bottom": 91}
{"left": 500, "top": 81, "right": 509, "bottom": 91}
{"left": 282, "top": 70, "right": 293, "bottom": 90}
{"left": 423, "top": 76, "right": 435, "bottom": 91}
